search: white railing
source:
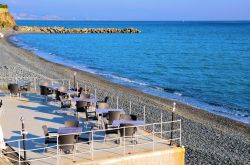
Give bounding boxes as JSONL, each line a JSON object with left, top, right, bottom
{"left": 3, "top": 120, "right": 181, "bottom": 165}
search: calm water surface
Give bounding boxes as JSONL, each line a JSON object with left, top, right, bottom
{"left": 11, "top": 21, "right": 250, "bottom": 124}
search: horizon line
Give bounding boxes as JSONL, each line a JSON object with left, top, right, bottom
{"left": 15, "top": 19, "right": 250, "bottom": 22}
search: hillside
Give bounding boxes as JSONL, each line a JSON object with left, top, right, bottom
{"left": 0, "top": 4, "right": 16, "bottom": 29}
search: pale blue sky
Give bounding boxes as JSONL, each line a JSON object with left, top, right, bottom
{"left": 2, "top": 0, "right": 250, "bottom": 20}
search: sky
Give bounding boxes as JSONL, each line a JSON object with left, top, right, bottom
{"left": 1, "top": 0, "right": 250, "bottom": 21}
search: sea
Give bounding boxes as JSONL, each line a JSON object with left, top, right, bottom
{"left": 10, "top": 21, "right": 250, "bottom": 124}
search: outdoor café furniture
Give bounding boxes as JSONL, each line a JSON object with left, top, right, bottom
{"left": 64, "top": 120, "right": 79, "bottom": 128}
{"left": 40, "top": 83, "right": 53, "bottom": 101}
{"left": 96, "top": 109, "right": 125, "bottom": 115}
{"left": 72, "top": 97, "right": 98, "bottom": 103}
{"left": 119, "top": 123, "right": 137, "bottom": 144}
{"left": 42, "top": 125, "right": 57, "bottom": 148}
{"left": 75, "top": 100, "right": 88, "bottom": 119}
{"left": 47, "top": 84, "right": 64, "bottom": 91}
{"left": 8, "top": 83, "right": 20, "bottom": 97}
{"left": 58, "top": 134, "right": 75, "bottom": 154}
{"left": 57, "top": 127, "right": 82, "bottom": 135}
{"left": 80, "top": 93, "right": 91, "bottom": 99}
{"left": 105, "top": 111, "right": 121, "bottom": 128}
{"left": 112, "top": 120, "right": 144, "bottom": 127}
{"left": 120, "top": 114, "right": 137, "bottom": 121}
{"left": 97, "top": 96, "right": 109, "bottom": 103}
{"left": 62, "top": 90, "right": 78, "bottom": 98}
{"left": 97, "top": 102, "right": 109, "bottom": 109}
{"left": 59, "top": 95, "right": 71, "bottom": 109}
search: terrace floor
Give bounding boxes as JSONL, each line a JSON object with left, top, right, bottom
{"left": 0, "top": 92, "right": 178, "bottom": 165}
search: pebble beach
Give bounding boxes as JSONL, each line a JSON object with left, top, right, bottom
{"left": 0, "top": 31, "right": 250, "bottom": 164}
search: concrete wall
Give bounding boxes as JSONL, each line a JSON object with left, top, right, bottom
{"left": 90, "top": 147, "right": 185, "bottom": 165}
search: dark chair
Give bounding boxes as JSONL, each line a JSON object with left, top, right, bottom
{"left": 0, "top": 100, "right": 2, "bottom": 108}
{"left": 58, "top": 134, "right": 75, "bottom": 154}
{"left": 64, "top": 120, "right": 79, "bottom": 127}
{"left": 8, "top": 83, "right": 20, "bottom": 97}
{"left": 119, "top": 124, "right": 137, "bottom": 144}
{"left": 107, "top": 111, "right": 121, "bottom": 125}
{"left": 20, "top": 83, "right": 31, "bottom": 92}
{"left": 42, "top": 125, "right": 57, "bottom": 148}
{"left": 76, "top": 100, "right": 88, "bottom": 119}
{"left": 59, "top": 95, "right": 71, "bottom": 108}
{"left": 56, "top": 86, "right": 68, "bottom": 100}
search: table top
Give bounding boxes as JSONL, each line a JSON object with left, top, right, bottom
{"left": 62, "top": 90, "right": 78, "bottom": 95}
{"left": 112, "top": 120, "right": 145, "bottom": 127}
{"left": 96, "top": 109, "right": 125, "bottom": 114}
{"left": 72, "top": 97, "right": 98, "bottom": 103}
{"left": 47, "top": 84, "right": 64, "bottom": 90}
{"left": 57, "top": 127, "right": 82, "bottom": 134}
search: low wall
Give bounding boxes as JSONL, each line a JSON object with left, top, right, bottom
{"left": 89, "top": 147, "right": 185, "bottom": 165}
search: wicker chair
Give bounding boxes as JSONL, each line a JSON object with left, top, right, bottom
{"left": 8, "top": 83, "right": 20, "bottom": 97}
{"left": 58, "top": 134, "right": 75, "bottom": 154}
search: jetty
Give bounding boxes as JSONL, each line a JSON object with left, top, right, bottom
{"left": 13, "top": 26, "right": 141, "bottom": 34}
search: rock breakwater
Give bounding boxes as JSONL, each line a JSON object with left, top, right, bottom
{"left": 13, "top": 26, "right": 141, "bottom": 34}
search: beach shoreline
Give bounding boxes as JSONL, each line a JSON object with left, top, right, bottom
{"left": 1, "top": 31, "right": 250, "bottom": 164}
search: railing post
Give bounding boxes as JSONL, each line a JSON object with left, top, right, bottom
{"left": 123, "top": 127, "right": 125, "bottom": 156}
{"left": 91, "top": 130, "right": 94, "bottom": 161}
{"left": 18, "top": 140, "right": 21, "bottom": 165}
{"left": 129, "top": 101, "right": 132, "bottom": 114}
{"left": 153, "top": 123, "right": 155, "bottom": 152}
{"left": 57, "top": 135, "right": 59, "bottom": 165}
{"left": 143, "top": 106, "right": 146, "bottom": 130}
{"left": 161, "top": 111, "right": 163, "bottom": 138}
{"left": 94, "top": 89, "right": 97, "bottom": 99}
{"left": 34, "top": 78, "right": 37, "bottom": 92}
{"left": 179, "top": 120, "right": 182, "bottom": 146}
{"left": 116, "top": 96, "right": 119, "bottom": 109}
{"left": 68, "top": 80, "right": 71, "bottom": 89}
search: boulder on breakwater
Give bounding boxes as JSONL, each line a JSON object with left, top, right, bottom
{"left": 13, "top": 26, "right": 141, "bottom": 34}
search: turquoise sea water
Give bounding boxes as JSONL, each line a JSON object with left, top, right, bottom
{"left": 11, "top": 21, "right": 250, "bottom": 124}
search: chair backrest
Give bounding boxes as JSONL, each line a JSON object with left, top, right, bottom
{"left": 40, "top": 86, "right": 49, "bottom": 96}
{"left": 108, "top": 111, "right": 121, "bottom": 125}
{"left": 40, "top": 82, "right": 49, "bottom": 87}
{"left": 42, "top": 125, "right": 49, "bottom": 136}
{"left": 97, "top": 102, "right": 109, "bottom": 109}
{"left": 119, "top": 124, "right": 136, "bottom": 137}
{"left": 58, "top": 86, "right": 68, "bottom": 92}
{"left": 58, "top": 135, "right": 75, "bottom": 152}
{"left": 8, "top": 84, "right": 19, "bottom": 93}
{"left": 64, "top": 121, "right": 79, "bottom": 127}
{"left": 76, "top": 101, "right": 87, "bottom": 108}
{"left": 80, "top": 93, "right": 90, "bottom": 99}
{"left": 76, "top": 101, "right": 87, "bottom": 112}
{"left": 120, "top": 114, "right": 132, "bottom": 120}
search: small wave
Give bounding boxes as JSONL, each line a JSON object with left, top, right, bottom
{"left": 97, "top": 73, "right": 148, "bottom": 86}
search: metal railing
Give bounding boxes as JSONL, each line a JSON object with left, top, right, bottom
{"left": 2, "top": 120, "right": 181, "bottom": 165}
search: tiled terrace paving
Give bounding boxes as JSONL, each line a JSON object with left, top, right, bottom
{"left": 0, "top": 90, "right": 183, "bottom": 165}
